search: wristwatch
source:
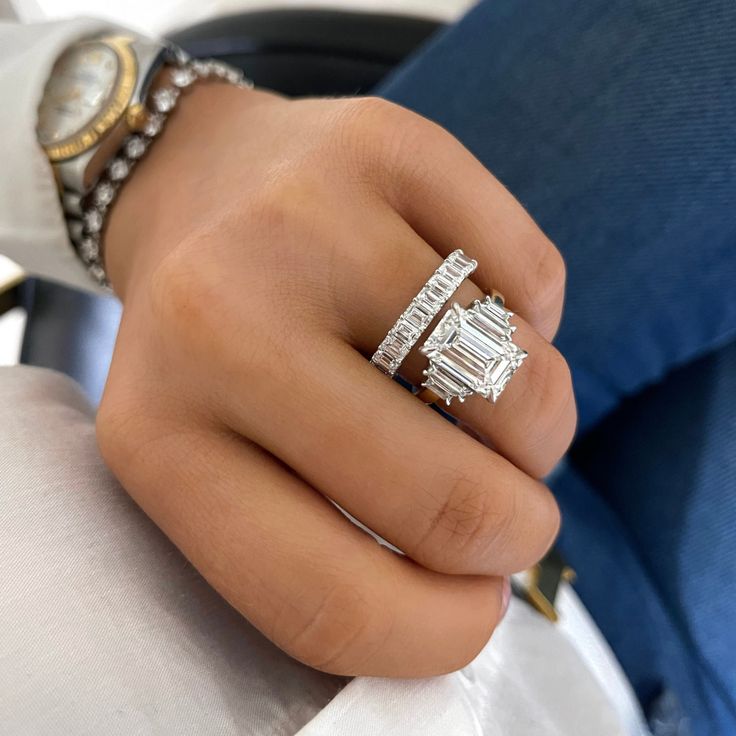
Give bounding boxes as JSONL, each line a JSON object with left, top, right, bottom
{"left": 35, "top": 34, "right": 249, "bottom": 286}
{"left": 37, "top": 34, "right": 177, "bottom": 201}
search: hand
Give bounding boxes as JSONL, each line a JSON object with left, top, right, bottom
{"left": 99, "top": 81, "right": 576, "bottom": 677}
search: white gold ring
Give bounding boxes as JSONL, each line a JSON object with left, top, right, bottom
{"left": 420, "top": 295, "right": 527, "bottom": 405}
{"left": 370, "top": 249, "right": 477, "bottom": 376}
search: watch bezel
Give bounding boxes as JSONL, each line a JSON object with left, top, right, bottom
{"left": 43, "top": 36, "right": 138, "bottom": 163}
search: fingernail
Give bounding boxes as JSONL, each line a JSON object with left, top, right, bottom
{"left": 500, "top": 577, "right": 511, "bottom": 619}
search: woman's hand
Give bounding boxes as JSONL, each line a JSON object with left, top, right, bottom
{"left": 98, "top": 82, "right": 576, "bottom": 677}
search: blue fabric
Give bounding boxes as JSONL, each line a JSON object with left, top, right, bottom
{"left": 375, "top": 2, "right": 736, "bottom": 734}
{"left": 561, "top": 344, "right": 736, "bottom": 733}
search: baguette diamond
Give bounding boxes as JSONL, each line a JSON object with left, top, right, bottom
{"left": 420, "top": 296, "right": 527, "bottom": 405}
{"left": 371, "top": 250, "right": 477, "bottom": 376}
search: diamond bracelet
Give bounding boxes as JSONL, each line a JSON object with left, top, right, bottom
{"left": 69, "top": 58, "right": 253, "bottom": 288}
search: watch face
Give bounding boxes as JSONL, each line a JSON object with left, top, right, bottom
{"left": 37, "top": 41, "right": 121, "bottom": 148}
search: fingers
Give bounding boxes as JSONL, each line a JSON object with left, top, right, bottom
{"left": 348, "top": 98, "right": 566, "bottom": 341}
{"left": 337, "top": 214, "right": 576, "bottom": 479}
{"left": 97, "top": 401, "right": 505, "bottom": 678}
{"left": 214, "top": 329, "right": 560, "bottom": 578}
{"left": 404, "top": 291, "right": 576, "bottom": 479}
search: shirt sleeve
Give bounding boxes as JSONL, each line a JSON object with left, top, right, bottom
{"left": 0, "top": 19, "right": 117, "bottom": 294}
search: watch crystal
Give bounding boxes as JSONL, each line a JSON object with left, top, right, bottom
{"left": 37, "top": 41, "right": 120, "bottom": 147}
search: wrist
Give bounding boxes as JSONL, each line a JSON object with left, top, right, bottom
{"left": 104, "top": 80, "right": 264, "bottom": 300}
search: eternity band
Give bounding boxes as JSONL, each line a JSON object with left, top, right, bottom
{"left": 370, "top": 249, "right": 477, "bottom": 376}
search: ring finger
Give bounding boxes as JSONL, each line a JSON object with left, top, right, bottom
{"left": 339, "top": 213, "right": 576, "bottom": 479}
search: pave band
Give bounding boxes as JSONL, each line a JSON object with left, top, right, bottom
{"left": 370, "top": 250, "right": 477, "bottom": 376}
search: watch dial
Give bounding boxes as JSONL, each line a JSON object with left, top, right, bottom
{"left": 37, "top": 41, "right": 120, "bottom": 147}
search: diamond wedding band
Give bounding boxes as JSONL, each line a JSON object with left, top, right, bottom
{"left": 370, "top": 250, "right": 477, "bottom": 376}
{"left": 371, "top": 250, "right": 527, "bottom": 405}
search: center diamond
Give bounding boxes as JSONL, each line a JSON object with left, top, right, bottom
{"left": 420, "top": 296, "right": 527, "bottom": 405}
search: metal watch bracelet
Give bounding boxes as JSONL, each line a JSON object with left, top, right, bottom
{"left": 70, "top": 57, "right": 253, "bottom": 288}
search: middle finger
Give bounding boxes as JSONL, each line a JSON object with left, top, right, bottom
{"left": 215, "top": 330, "right": 559, "bottom": 578}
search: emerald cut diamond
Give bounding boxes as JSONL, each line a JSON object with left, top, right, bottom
{"left": 420, "top": 296, "right": 527, "bottom": 405}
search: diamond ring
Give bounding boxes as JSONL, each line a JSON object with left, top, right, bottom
{"left": 418, "top": 294, "right": 527, "bottom": 406}
{"left": 370, "top": 250, "right": 477, "bottom": 376}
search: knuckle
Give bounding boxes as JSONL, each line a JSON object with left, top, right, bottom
{"left": 330, "top": 97, "right": 397, "bottom": 158}
{"left": 148, "top": 243, "right": 219, "bottom": 344}
{"left": 147, "top": 241, "right": 262, "bottom": 376}
{"left": 522, "top": 239, "right": 567, "bottom": 332}
{"left": 145, "top": 224, "right": 308, "bottom": 390}
{"left": 250, "top": 171, "right": 323, "bottom": 233}
{"left": 333, "top": 97, "right": 431, "bottom": 176}
{"left": 522, "top": 347, "right": 576, "bottom": 467}
{"left": 280, "top": 583, "right": 393, "bottom": 675}
{"left": 96, "top": 390, "right": 147, "bottom": 478}
{"left": 340, "top": 96, "right": 402, "bottom": 134}
{"left": 95, "top": 397, "right": 121, "bottom": 469}
{"left": 527, "top": 487, "right": 562, "bottom": 563}
{"left": 544, "top": 493, "right": 563, "bottom": 550}
{"left": 414, "top": 470, "right": 514, "bottom": 573}
{"left": 540, "top": 246, "right": 567, "bottom": 303}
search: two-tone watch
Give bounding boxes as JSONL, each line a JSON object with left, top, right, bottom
{"left": 36, "top": 34, "right": 250, "bottom": 286}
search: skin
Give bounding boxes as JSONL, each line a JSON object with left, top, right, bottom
{"left": 100, "top": 81, "right": 577, "bottom": 677}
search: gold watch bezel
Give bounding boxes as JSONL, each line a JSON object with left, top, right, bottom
{"left": 43, "top": 36, "right": 138, "bottom": 163}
